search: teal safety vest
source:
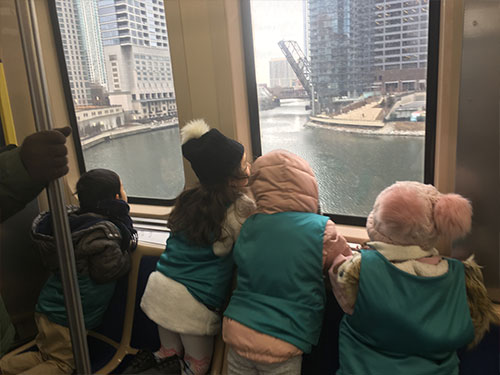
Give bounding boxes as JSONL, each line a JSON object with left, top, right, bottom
{"left": 338, "top": 249, "right": 474, "bottom": 375}
{"left": 224, "top": 212, "right": 328, "bottom": 353}
{"left": 156, "top": 233, "right": 234, "bottom": 310}
{"left": 36, "top": 274, "right": 116, "bottom": 330}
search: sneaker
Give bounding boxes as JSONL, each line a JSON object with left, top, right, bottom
{"left": 135, "top": 355, "right": 181, "bottom": 375}
{"left": 153, "top": 355, "right": 181, "bottom": 375}
{"left": 121, "top": 349, "right": 159, "bottom": 374}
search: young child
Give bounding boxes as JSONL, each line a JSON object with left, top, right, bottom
{"left": 222, "top": 149, "right": 351, "bottom": 375}
{"left": 132, "top": 120, "right": 255, "bottom": 375}
{"left": 329, "top": 181, "right": 500, "bottom": 375}
{"left": 0, "top": 168, "right": 137, "bottom": 375}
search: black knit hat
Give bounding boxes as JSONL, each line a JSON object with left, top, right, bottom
{"left": 181, "top": 119, "right": 244, "bottom": 186}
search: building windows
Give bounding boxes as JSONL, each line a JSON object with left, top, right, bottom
{"left": 51, "top": 0, "right": 183, "bottom": 202}
{"left": 245, "top": 0, "right": 437, "bottom": 220}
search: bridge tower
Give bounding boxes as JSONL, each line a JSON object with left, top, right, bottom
{"left": 277, "top": 40, "right": 314, "bottom": 99}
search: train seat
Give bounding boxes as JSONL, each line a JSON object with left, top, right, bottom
{"left": 0, "top": 244, "right": 163, "bottom": 375}
{"left": 91, "top": 243, "right": 163, "bottom": 374}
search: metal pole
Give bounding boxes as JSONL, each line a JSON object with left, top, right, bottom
{"left": 15, "top": 1, "right": 91, "bottom": 373}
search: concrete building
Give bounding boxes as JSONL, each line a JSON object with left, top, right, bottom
{"left": 78, "top": 0, "right": 108, "bottom": 88}
{"left": 98, "top": 0, "right": 176, "bottom": 120}
{"left": 373, "top": 0, "right": 429, "bottom": 93}
{"left": 269, "top": 58, "right": 298, "bottom": 88}
{"left": 55, "top": 0, "right": 93, "bottom": 105}
{"left": 75, "top": 105, "right": 125, "bottom": 138}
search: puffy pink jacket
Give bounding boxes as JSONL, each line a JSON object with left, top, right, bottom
{"left": 223, "top": 149, "right": 351, "bottom": 363}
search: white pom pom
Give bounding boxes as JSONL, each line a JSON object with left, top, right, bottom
{"left": 181, "top": 119, "right": 210, "bottom": 145}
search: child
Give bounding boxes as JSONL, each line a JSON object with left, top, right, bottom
{"left": 0, "top": 168, "right": 137, "bottom": 375}
{"left": 222, "top": 149, "right": 351, "bottom": 375}
{"left": 329, "top": 181, "right": 500, "bottom": 375}
{"left": 131, "top": 120, "right": 255, "bottom": 375}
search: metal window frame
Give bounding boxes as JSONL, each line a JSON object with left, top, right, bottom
{"left": 240, "top": 0, "right": 440, "bottom": 227}
{"left": 47, "top": 1, "right": 176, "bottom": 207}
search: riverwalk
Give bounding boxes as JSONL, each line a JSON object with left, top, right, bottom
{"left": 81, "top": 120, "right": 179, "bottom": 149}
{"left": 306, "top": 117, "right": 424, "bottom": 137}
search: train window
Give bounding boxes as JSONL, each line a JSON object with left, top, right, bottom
{"left": 49, "top": 0, "right": 183, "bottom": 205}
{"left": 243, "top": 0, "right": 439, "bottom": 225}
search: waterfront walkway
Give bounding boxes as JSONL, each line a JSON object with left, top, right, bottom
{"left": 81, "top": 120, "right": 178, "bottom": 149}
{"left": 310, "top": 116, "right": 384, "bottom": 128}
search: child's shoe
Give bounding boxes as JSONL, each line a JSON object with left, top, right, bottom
{"left": 134, "top": 355, "right": 181, "bottom": 375}
{"left": 148, "top": 355, "right": 181, "bottom": 374}
{"left": 121, "top": 349, "right": 159, "bottom": 374}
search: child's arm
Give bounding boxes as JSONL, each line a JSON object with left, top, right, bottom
{"left": 329, "top": 251, "right": 361, "bottom": 315}
{"left": 463, "top": 255, "right": 500, "bottom": 348}
{"left": 213, "top": 194, "right": 256, "bottom": 256}
{"left": 322, "top": 220, "right": 352, "bottom": 271}
{"left": 79, "top": 222, "right": 131, "bottom": 283}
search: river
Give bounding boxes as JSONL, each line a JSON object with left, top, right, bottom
{"left": 83, "top": 99, "right": 424, "bottom": 217}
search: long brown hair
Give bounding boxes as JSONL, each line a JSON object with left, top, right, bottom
{"left": 167, "top": 162, "right": 248, "bottom": 246}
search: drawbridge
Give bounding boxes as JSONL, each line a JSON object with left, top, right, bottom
{"left": 278, "top": 40, "right": 313, "bottom": 98}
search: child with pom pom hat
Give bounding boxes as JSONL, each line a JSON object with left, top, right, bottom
{"left": 125, "top": 119, "right": 255, "bottom": 375}
{"left": 329, "top": 181, "right": 499, "bottom": 375}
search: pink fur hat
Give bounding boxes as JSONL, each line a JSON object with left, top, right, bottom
{"left": 366, "top": 181, "right": 472, "bottom": 250}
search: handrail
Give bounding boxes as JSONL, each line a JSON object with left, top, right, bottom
{"left": 15, "top": 1, "right": 91, "bottom": 373}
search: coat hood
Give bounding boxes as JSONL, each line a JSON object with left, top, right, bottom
{"left": 250, "top": 150, "right": 319, "bottom": 214}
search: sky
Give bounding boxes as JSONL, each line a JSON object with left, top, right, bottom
{"left": 250, "top": 0, "right": 306, "bottom": 85}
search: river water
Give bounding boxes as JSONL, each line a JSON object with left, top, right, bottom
{"left": 83, "top": 99, "right": 424, "bottom": 217}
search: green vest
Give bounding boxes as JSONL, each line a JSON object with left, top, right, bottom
{"left": 156, "top": 233, "right": 234, "bottom": 310}
{"left": 36, "top": 274, "right": 116, "bottom": 330}
{"left": 224, "top": 212, "right": 328, "bottom": 353}
{"left": 338, "top": 250, "right": 474, "bottom": 375}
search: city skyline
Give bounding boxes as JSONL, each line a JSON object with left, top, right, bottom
{"left": 55, "top": 0, "right": 177, "bottom": 123}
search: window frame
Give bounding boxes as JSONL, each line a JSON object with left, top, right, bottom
{"left": 240, "top": 0, "right": 440, "bottom": 227}
{"left": 47, "top": 1, "right": 177, "bottom": 206}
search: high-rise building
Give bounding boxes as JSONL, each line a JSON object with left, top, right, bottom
{"left": 307, "top": 0, "right": 428, "bottom": 110}
{"left": 55, "top": 0, "right": 93, "bottom": 106}
{"left": 269, "top": 58, "right": 298, "bottom": 88}
{"left": 373, "top": 0, "right": 428, "bottom": 93}
{"left": 97, "top": 0, "right": 176, "bottom": 120}
{"left": 308, "top": 0, "right": 375, "bottom": 110}
{"left": 78, "top": 0, "right": 108, "bottom": 88}
{"left": 303, "top": 0, "right": 309, "bottom": 58}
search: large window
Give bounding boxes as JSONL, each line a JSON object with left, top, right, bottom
{"left": 244, "top": 0, "right": 438, "bottom": 223}
{"left": 50, "top": 0, "right": 184, "bottom": 203}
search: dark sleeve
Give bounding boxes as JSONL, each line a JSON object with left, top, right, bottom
{"left": 0, "top": 147, "right": 44, "bottom": 222}
{"left": 77, "top": 227, "right": 131, "bottom": 284}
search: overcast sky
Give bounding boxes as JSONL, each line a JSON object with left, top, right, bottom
{"left": 250, "top": 0, "right": 306, "bottom": 85}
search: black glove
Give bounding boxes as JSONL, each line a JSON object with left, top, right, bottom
{"left": 20, "top": 127, "right": 72, "bottom": 184}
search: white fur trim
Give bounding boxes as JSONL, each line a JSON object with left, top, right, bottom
{"left": 181, "top": 119, "right": 210, "bottom": 145}
{"left": 140, "top": 271, "right": 221, "bottom": 335}
{"left": 213, "top": 194, "right": 256, "bottom": 256}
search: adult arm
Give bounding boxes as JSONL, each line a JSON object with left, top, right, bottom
{"left": 0, "top": 127, "right": 71, "bottom": 222}
{"left": 0, "top": 147, "right": 44, "bottom": 222}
